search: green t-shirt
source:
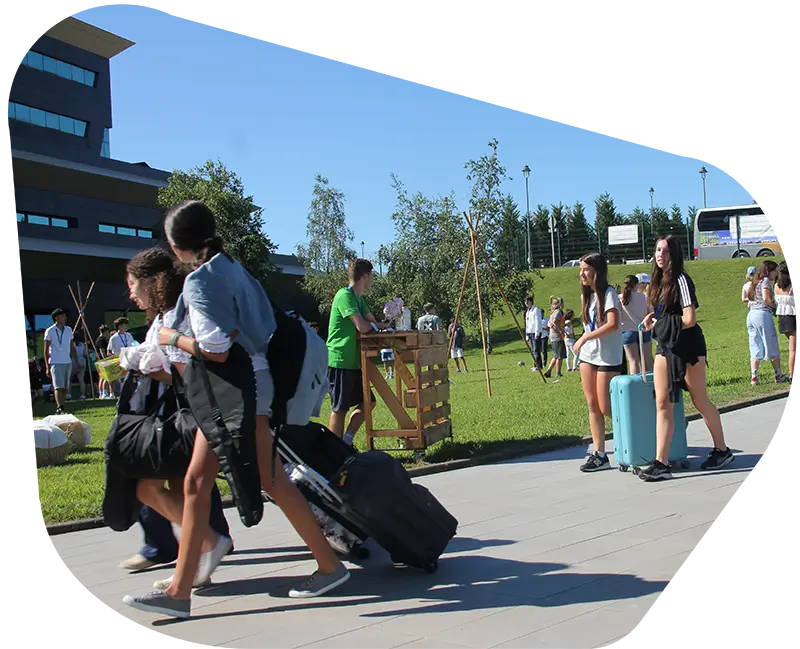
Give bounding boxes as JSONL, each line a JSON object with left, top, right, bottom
{"left": 327, "top": 287, "right": 370, "bottom": 369}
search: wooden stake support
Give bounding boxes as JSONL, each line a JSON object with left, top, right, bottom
{"left": 69, "top": 281, "right": 99, "bottom": 398}
{"left": 359, "top": 330, "right": 453, "bottom": 454}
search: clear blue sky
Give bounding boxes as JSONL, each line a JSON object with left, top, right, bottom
{"left": 77, "top": 5, "right": 753, "bottom": 258}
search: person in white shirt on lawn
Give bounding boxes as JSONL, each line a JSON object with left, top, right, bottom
{"left": 524, "top": 295, "right": 544, "bottom": 370}
{"left": 43, "top": 308, "right": 80, "bottom": 414}
{"left": 107, "top": 316, "right": 135, "bottom": 396}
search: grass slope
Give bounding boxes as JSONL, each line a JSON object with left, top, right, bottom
{"left": 35, "top": 258, "right": 790, "bottom": 524}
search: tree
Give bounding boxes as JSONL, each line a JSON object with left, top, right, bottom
{"left": 496, "top": 195, "right": 523, "bottom": 273}
{"left": 563, "top": 201, "right": 595, "bottom": 261}
{"left": 530, "top": 204, "right": 551, "bottom": 267}
{"left": 296, "top": 174, "right": 357, "bottom": 315}
{"left": 594, "top": 192, "right": 619, "bottom": 255}
{"left": 687, "top": 205, "right": 698, "bottom": 259}
{"left": 158, "top": 159, "right": 277, "bottom": 284}
{"left": 550, "top": 203, "right": 568, "bottom": 266}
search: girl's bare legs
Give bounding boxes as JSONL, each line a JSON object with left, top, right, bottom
{"left": 789, "top": 334, "right": 796, "bottom": 380}
{"left": 643, "top": 342, "right": 654, "bottom": 373}
{"left": 135, "top": 479, "right": 219, "bottom": 553}
{"left": 164, "top": 433, "right": 220, "bottom": 600}
{"left": 255, "top": 415, "right": 341, "bottom": 575}
{"left": 684, "top": 358, "right": 728, "bottom": 452}
{"left": 624, "top": 344, "right": 641, "bottom": 376}
{"left": 653, "top": 354, "right": 675, "bottom": 465}
{"left": 580, "top": 364, "right": 605, "bottom": 453}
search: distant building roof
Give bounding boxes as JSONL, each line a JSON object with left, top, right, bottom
{"left": 270, "top": 253, "right": 305, "bottom": 276}
{"left": 44, "top": 16, "right": 134, "bottom": 59}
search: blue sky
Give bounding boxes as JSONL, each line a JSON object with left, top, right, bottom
{"left": 75, "top": 5, "right": 753, "bottom": 258}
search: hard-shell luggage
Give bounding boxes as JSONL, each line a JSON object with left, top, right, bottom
{"left": 273, "top": 434, "right": 370, "bottom": 560}
{"left": 610, "top": 326, "right": 690, "bottom": 473}
{"left": 330, "top": 451, "right": 458, "bottom": 573}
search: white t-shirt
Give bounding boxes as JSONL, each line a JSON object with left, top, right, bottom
{"left": 188, "top": 306, "right": 268, "bottom": 372}
{"left": 578, "top": 287, "right": 623, "bottom": 367}
{"left": 44, "top": 324, "right": 74, "bottom": 365}
{"left": 742, "top": 281, "right": 752, "bottom": 303}
{"left": 108, "top": 331, "right": 134, "bottom": 356}
{"left": 617, "top": 290, "right": 650, "bottom": 333}
{"left": 74, "top": 342, "right": 87, "bottom": 367}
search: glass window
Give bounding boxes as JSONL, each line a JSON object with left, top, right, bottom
{"left": 71, "top": 66, "right": 86, "bottom": 85}
{"left": 51, "top": 218, "right": 69, "bottom": 228}
{"left": 138, "top": 229, "right": 153, "bottom": 239}
{"left": 98, "top": 224, "right": 116, "bottom": 234}
{"left": 85, "top": 70, "right": 96, "bottom": 86}
{"left": 73, "top": 120, "right": 86, "bottom": 137}
{"left": 7, "top": 103, "right": 14, "bottom": 119}
{"left": 101, "top": 142, "right": 110, "bottom": 158}
{"left": 28, "top": 215, "right": 49, "bottom": 226}
{"left": 56, "top": 60, "right": 72, "bottom": 79}
{"left": 17, "top": 213, "right": 25, "bottom": 222}
{"left": 27, "top": 51, "right": 44, "bottom": 70}
{"left": 29, "top": 107, "right": 46, "bottom": 127}
{"left": 118, "top": 227, "right": 137, "bottom": 237}
{"left": 45, "top": 112, "right": 60, "bottom": 129}
{"left": 15, "top": 103, "right": 30, "bottom": 122}
{"left": 43, "top": 55, "right": 58, "bottom": 75}
{"left": 58, "top": 115, "right": 74, "bottom": 135}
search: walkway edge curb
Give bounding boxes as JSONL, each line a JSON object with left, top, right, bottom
{"left": 45, "top": 389, "right": 790, "bottom": 536}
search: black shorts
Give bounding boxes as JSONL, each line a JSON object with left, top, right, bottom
{"left": 655, "top": 324, "right": 708, "bottom": 366}
{"left": 328, "top": 367, "right": 376, "bottom": 413}
{"left": 581, "top": 361, "right": 625, "bottom": 374}
{"left": 779, "top": 315, "right": 797, "bottom": 336}
{"left": 550, "top": 340, "right": 567, "bottom": 360}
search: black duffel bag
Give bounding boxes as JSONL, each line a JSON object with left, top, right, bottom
{"left": 104, "top": 368, "right": 197, "bottom": 480}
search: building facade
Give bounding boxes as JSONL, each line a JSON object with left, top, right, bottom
{"left": 11, "top": 17, "right": 171, "bottom": 340}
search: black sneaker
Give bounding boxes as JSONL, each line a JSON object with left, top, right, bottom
{"left": 580, "top": 452, "right": 611, "bottom": 472}
{"left": 700, "top": 447, "right": 734, "bottom": 470}
{"left": 638, "top": 460, "right": 672, "bottom": 481}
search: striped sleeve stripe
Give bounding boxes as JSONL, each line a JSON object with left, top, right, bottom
{"left": 678, "top": 274, "right": 692, "bottom": 308}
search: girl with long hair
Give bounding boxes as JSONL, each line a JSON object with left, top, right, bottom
{"left": 774, "top": 261, "right": 795, "bottom": 381}
{"left": 618, "top": 274, "right": 654, "bottom": 374}
{"left": 640, "top": 235, "right": 734, "bottom": 481}
{"left": 573, "top": 253, "right": 624, "bottom": 472}
{"left": 123, "top": 201, "right": 349, "bottom": 619}
{"left": 117, "top": 247, "right": 233, "bottom": 577}
{"left": 746, "top": 260, "right": 789, "bottom": 385}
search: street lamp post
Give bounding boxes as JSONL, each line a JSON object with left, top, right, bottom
{"left": 648, "top": 187, "right": 655, "bottom": 253}
{"left": 522, "top": 165, "right": 531, "bottom": 269}
{"left": 699, "top": 166, "right": 708, "bottom": 208}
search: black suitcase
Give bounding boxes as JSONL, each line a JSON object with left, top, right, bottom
{"left": 277, "top": 422, "right": 357, "bottom": 480}
{"left": 331, "top": 451, "right": 458, "bottom": 573}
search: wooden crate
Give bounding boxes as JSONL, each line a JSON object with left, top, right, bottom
{"left": 359, "top": 330, "right": 453, "bottom": 453}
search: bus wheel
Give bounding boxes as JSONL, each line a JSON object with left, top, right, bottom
{"left": 757, "top": 249, "right": 775, "bottom": 257}
{"left": 733, "top": 250, "right": 751, "bottom": 258}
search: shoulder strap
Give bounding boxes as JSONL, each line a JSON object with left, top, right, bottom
{"left": 191, "top": 340, "right": 236, "bottom": 447}
{"left": 116, "top": 371, "right": 138, "bottom": 415}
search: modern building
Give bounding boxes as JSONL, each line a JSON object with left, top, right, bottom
{"left": 11, "top": 17, "right": 171, "bottom": 341}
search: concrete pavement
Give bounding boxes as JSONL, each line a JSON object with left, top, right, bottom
{"left": 50, "top": 397, "right": 786, "bottom": 648}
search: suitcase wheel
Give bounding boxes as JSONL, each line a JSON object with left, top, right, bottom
{"left": 423, "top": 561, "right": 438, "bottom": 574}
{"left": 618, "top": 465, "right": 629, "bottom": 473}
{"left": 350, "top": 545, "right": 370, "bottom": 561}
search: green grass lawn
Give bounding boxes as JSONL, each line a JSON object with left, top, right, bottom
{"left": 35, "top": 258, "right": 791, "bottom": 525}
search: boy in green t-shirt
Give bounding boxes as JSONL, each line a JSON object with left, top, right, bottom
{"left": 327, "top": 258, "right": 386, "bottom": 446}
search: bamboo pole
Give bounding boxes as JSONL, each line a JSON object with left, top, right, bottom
{"left": 468, "top": 211, "right": 492, "bottom": 397}
{"left": 465, "top": 216, "right": 548, "bottom": 384}
{"left": 448, "top": 212, "right": 481, "bottom": 354}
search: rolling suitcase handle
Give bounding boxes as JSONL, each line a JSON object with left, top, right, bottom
{"left": 637, "top": 323, "right": 647, "bottom": 383}
{"left": 276, "top": 437, "right": 344, "bottom": 507}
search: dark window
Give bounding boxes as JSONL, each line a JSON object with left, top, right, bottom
{"left": 17, "top": 211, "right": 77, "bottom": 228}
{"left": 98, "top": 223, "right": 155, "bottom": 239}
{"left": 22, "top": 50, "right": 97, "bottom": 87}
{"left": 9, "top": 102, "right": 88, "bottom": 139}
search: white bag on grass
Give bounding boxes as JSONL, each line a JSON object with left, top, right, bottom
{"left": 42, "top": 414, "right": 92, "bottom": 448}
{"left": 34, "top": 421, "right": 72, "bottom": 467}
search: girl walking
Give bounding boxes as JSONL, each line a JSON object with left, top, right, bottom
{"left": 640, "top": 235, "right": 734, "bottom": 481}
{"left": 746, "top": 260, "right": 790, "bottom": 385}
{"left": 543, "top": 297, "right": 566, "bottom": 379}
{"left": 618, "top": 275, "right": 654, "bottom": 375}
{"left": 123, "top": 200, "right": 349, "bottom": 619}
{"left": 573, "top": 253, "right": 623, "bottom": 472}
{"left": 775, "top": 261, "right": 795, "bottom": 382}
{"left": 563, "top": 309, "right": 580, "bottom": 372}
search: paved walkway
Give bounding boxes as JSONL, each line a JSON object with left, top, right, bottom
{"left": 51, "top": 397, "right": 785, "bottom": 648}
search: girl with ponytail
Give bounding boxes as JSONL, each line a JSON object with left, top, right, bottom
{"left": 123, "top": 200, "right": 349, "bottom": 619}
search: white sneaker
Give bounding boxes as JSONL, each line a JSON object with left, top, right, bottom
{"left": 196, "top": 536, "right": 233, "bottom": 584}
{"left": 153, "top": 574, "right": 211, "bottom": 590}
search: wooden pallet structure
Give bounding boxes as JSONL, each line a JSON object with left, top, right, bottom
{"left": 359, "top": 330, "right": 452, "bottom": 455}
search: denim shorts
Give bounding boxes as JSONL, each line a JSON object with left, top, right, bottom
{"left": 621, "top": 330, "right": 652, "bottom": 346}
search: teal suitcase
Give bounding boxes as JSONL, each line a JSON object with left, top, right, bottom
{"left": 610, "top": 328, "right": 691, "bottom": 473}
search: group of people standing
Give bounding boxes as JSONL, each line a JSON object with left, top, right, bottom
{"left": 743, "top": 261, "right": 794, "bottom": 384}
